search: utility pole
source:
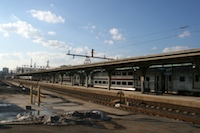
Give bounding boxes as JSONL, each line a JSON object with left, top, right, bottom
{"left": 30, "top": 58, "right": 32, "bottom": 68}
{"left": 91, "top": 49, "right": 94, "bottom": 57}
{"left": 46, "top": 61, "right": 50, "bottom": 68}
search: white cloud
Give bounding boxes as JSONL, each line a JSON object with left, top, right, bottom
{"left": 104, "top": 40, "right": 114, "bottom": 45}
{"left": 29, "top": 10, "right": 65, "bottom": 23}
{"left": 33, "top": 37, "right": 70, "bottom": 51}
{"left": 109, "top": 28, "right": 118, "bottom": 35}
{"left": 103, "top": 28, "right": 125, "bottom": 45}
{"left": 109, "top": 28, "right": 124, "bottom": 41}
{"left": 0, "top": 17, "right": 70, "bottom": 52}
{"left": 178, "top": 31, "right": 190, "bottom": 38}
{"left": 48, "top": 31, "right": 56, "bottom": 35}
{"left": 24, "top": 50, "right": 90, "bottom": 68}
{"left": 0, "top": 50, "right": 89, "bottom": 70}
{"left": 0, "top": 20, "right": 42, "bottom": 39}
{"left": 0, "top": 52, "right": 24, "bottom": 60}
{"left": 71, "top": 46, "right": 90, "bottom": 55}
{"left": 95, "top": 36, "right": 99, "bottom": 39}
{"left": 162, "top": 46, "right": 189, "bottom": 53}
{"left": 113, "top": 54, "right": 122, "bottom": 59}
{"left": 50, "top": 4, "right": 54, "bottom": 7}
{"left": 27, "top": 51, "right": 63, "bottom": 67}
{"left": 98, "top": 31, "right": 105, "bottom": 37}
{"left": 3, "top": 32, "right": 9, "bottom": 37}
{"left": 82, "top": 23, "right": 96, "bottom": 33}
{"left": 0, "top": 52, "right": 27, "bottom": 70}
{"left": 72, "top": 47, "right": 84, "bottom": 54}
{"left": 0, "top": 16, "right": 96, "bottom": 69}
{"left": 151, "top": 46, "right": 158, "bottom": 50}
{"left": 39, "top": 47, "right": 106, "bottom": 66}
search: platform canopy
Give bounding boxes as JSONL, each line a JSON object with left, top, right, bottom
{"left": 16, "top": 48, "right": 200, "bottom": 76}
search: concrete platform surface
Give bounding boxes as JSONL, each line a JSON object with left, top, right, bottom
{"left": 22, "top": 80, "right": 200, "bottom": 108}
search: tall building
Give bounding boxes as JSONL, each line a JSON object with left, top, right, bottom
{"left": 2, "top": 67, "right": 9, "bottom": 75}
{"left": 0, "top": 67, "right": 9, "bottom": 78}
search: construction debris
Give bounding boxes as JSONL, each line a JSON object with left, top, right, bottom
{"left": 1, "top": 110, "right": 111, "bottom": 126}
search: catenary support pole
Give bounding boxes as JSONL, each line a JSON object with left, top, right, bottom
{"left": 30, "top": 85, "right": 33, "bottom": 104}
{"left": 37, "top": 85, "right": 41, "bottom": 106}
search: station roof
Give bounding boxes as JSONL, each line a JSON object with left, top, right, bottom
{"left": 16, "top": 48, "right": 200, "bottom": 76}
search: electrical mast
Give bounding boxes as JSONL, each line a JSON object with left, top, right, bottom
{"left": 67, "top": 49, "right": 113, "bottom": 64}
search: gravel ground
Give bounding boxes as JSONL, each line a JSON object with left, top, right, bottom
{"left": 0, "top": 118, "right": 200, "bottom": 133}
{"left": 0, "top": 80, "right": 200, "bottom": 133}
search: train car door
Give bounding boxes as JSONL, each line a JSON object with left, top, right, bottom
{"left": 135, "top": 74, "right": 141, "bottom": 87}
{"left": 161, "top": 75, "right": 165, "bottom": 93}
{"left": 164, "top": 74, "right": 172, "bottom": 93}
{"left": 155, "top": 75, "right": 160, "bottom": 93}
{"left": 194, "top": 74, "right": 200, "bottom": 89}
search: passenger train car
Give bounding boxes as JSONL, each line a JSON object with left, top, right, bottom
{"left": 18, "top": 63, "right": 200, "bottom": 95}
{"left": 92, "top": 70, "right": 137, "bottom": 91}
{"left": 70, "top": 64, "right": 200, "bottom": 95}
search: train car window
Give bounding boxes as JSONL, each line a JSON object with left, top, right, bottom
{"left": 97, "top": 73, "right": 101, "bottom": 76}
{"left": 116, "top": 72, "right": 120, "bottom": 76}
{"left": 122, "top": 82, "right": 126, "bottom": 85}
{"left": 195, "top": 75, "right": 199, "bottom": 82}
{"left": 95, "top": 81, "right": 98, "bottom": 84}
{"left": 156, "top": 76, "right": 159, "bottom": 82}
{"left": 103, "top": 81, "right": 106, "bottom": 84}
{"left": 128, "top": 82, "right": 133, "bottom": 85}
{"left": 102, "top": 73, "right": 106, "bottom": 76}
{"left": 122, "top": 72, "right": 127, "bottom": 76}
{"left": 169, "top": 75, "right": 172, "bottom": 81}
{"left": 99, "top": 81, "right": 102, "bottom": 84}
{"left": 146, "top": 77, "right": 150, "bottom": 81}
{"left": 111, "top": 81, "right": 115, "bottom": 84}
{"left": 117, "top": 81, "right": 121, "bottom": 85}
{"left": 128, "top": 71, "right": 133, "bottom": 75}
{"left": 180, "top": 76, "right": 185, "bottom": 82}
{"left": 116, "top": 72, "right": 121, "bottom": 76}
{"left": 99, "top": 73, "right": 103, "bottom": 76}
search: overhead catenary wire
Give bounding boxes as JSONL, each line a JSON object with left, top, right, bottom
{"left": 74, "top": 23, "right": 200, "bottom": 57}
{"left": 85, "top": 27, "right": 178, "bottom": 49}
{"left": 103, "top": 28, "right": 200, "bottom": 54}
{"left": 88, "top": 25, "right": 189, "bottom": 52}
{"left": 86, "top": 24, "right": 196, "bottom": 49}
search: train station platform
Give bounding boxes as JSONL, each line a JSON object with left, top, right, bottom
{"left": 66, "top": 85, "right": 200, "bottom": 108}
{"left": 6, "top": 80, "right": 200, "bottom": 109}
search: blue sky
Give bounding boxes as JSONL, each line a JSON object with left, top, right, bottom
{"left": 0, "top": 0, "right": 200, "bottom": 71}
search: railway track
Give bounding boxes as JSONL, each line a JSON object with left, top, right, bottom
{"left": 8, "top": 80, "right": 200, "bottom": 125}
{"left": 40, "top": 84, "right": 200, "bottom": 125}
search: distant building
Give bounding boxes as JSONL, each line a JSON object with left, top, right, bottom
{"left": 15, "top": 66, "right": 48, "bottom": 74}
{"left": 3, "top": 67, "right": 9, "bottom": 75}
{"left": 0, "top": 67, "right": 9, "bottom": 78}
